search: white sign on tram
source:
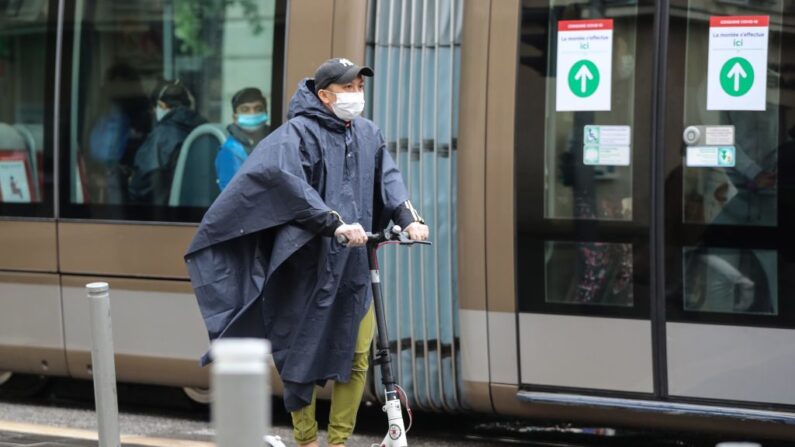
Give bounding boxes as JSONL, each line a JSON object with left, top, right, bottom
{"left": 556, "top": 19, "right": 613, "bottom": 112}
{"left": 706, "top": 15, "right": 769, "bottom": 111}
{"left": 583, "top": 125, "right": 631, "bottom": 166}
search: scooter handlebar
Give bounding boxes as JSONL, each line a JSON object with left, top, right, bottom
{"left": 335, "top": 225, "right": 431, "bottom": 246}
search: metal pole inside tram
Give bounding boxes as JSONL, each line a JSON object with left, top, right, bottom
{"left": 211, "top": 338, "right": 272, "bottom": 447}
{"left": 86, "top": 282, "right": 121, "bottom": 447}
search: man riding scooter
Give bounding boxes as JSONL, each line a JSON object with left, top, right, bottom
{"left": 185, "top": 58, "right": 429, "bottom": 447}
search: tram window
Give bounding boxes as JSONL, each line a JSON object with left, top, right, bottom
{"left": 683, "top": 247, "right": 778, "bottom": 316}
{"left": 680, "top": 2, "right": 784, "bottom": 227}
{"left": 542, "top": 5, "right": 639, "bottom": 222}
{"left": 545, "top": 241, "right": 633, "bottom": 307}
{"left": 0, "top": 0, "right": 52, "bottom": 216}
{"left": 62, "top": 0, "right": 284, "bottom": 221}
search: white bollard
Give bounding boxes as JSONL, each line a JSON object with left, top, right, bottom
{"left": 211, "top": 338, "right": 271, "bottom": 447}
{"left": 86, "top": 282, "right": 121, "bottom": 447}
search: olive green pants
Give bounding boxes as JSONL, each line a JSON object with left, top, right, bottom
{"left": 291, "top": 304, "right": 375, "bottom": 445}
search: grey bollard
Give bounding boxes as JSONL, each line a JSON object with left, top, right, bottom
{"left": 212, "top": 338, "right": 271, "bottom": 447}
{"left": 86, "top": 282, "right": 121, "bottom": 447}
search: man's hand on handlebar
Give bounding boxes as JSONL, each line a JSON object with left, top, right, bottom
{"left": 404, "top": 222, "right": 429, "bottom": 242}
{"left": 334, "top": 223, "right": 368, "bottom": 247}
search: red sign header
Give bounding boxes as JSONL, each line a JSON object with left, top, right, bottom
{"left": 710, "top": 16, "right": 769, "bottom": 27}
{"left": 558, "top": 19, "right": 613, "bottom": 32}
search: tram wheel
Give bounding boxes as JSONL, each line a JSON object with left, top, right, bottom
{"left": 182, "top": 386, "right": 211, "bottom": 405}
{"left": 0, "top": 373, "right": 49, "bottom": 398}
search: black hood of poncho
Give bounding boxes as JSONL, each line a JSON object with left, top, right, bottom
{"left": 287, "top": 78, "right": 347, "bottom": 132}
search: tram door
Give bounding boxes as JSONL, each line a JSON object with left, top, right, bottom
{"left": 515, "top": 1, "right": 658, "bottom": 396}
{"left": 663, "top": 1, "right": 795, "bottom": 406}
{"left": 516, "top": 0, "right": 795, "bottom": 405}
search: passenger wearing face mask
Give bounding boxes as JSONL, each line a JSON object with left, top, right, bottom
{"left": 129, "top": 79, "right": 206, "bottom": 205}
{"left": 185, "top": 58, "right": 429, "bottom": 447}
{"left": 215, "top": 87, "right": 271, "bottom": 190}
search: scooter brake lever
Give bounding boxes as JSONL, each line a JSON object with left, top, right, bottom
{"left": 397, "top": 232, "right": 432, "bottom": 246}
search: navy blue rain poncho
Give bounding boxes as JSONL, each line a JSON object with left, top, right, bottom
{"left": 185, "top": 79, "right": 409, "bottom": 411}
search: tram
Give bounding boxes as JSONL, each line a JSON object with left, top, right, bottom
{"left": 1, "top": 0, "right": 794, "bottom": 440}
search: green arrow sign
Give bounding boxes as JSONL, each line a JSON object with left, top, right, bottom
{"left": 720, "top": 57, "right": 754, "bottom": 97}
{"left": 568, "top": 60, "right": 600, "bottom": 98}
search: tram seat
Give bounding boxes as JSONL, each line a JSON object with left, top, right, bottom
{"left": 0, "top": 122, "right": 26, "bottom": 150}
{"left": 169, "top": 123, "right": 226, "bottom": 207}
{"left": 0, "top": 123, "right": 35, "bottom": 203}
{"left": 13, "top": 123, "right": 43, "bottom": 201}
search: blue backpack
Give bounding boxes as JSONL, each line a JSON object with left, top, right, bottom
{"left": 89, "top": 105, "right": 130, "bottom": 163}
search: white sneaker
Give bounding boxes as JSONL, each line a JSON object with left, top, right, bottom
{"left": 264, "top": 434, "right": 286, "bottom": 447}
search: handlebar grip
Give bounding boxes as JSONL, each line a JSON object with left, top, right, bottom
{"left": 336, "top": 231, "right": 376, "bottom": 245}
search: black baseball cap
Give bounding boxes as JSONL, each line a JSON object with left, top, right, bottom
{"left": 313, "top": 58, "right": 374, "bottom": 92}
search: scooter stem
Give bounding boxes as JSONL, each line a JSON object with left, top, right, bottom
{"left": 367, "top": 241, "right": 398, "bottom": 396}
{"left": 367, "top": 240, "right": 408, "bottom": 447}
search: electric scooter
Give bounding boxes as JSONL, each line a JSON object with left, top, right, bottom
{"left": 266, "top": 225, "right": 427, "bottom": 447}
{"left": 339, "top": 225, "right": 430, "bottom": 447}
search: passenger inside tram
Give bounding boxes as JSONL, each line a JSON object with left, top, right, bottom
{"left": 84, "top": 63, "right": 152, "bottom": 205}
{"left": 215, "top": 87, "right": 271, "bottom": 191}
{"left": 67, "top": 0, "right": 278, "bottom": 210}
{"left": 128, "top": 80, "right": 207, "bottom": 205}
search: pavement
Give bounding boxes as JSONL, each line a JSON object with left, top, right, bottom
{"left": 1, "top": 379, "right": 784, "bottom": 447}
{"left": 0, "top": 425, "right": 191, "bottom": 446}
{"left": 0, "top": 431, "right": 145, "bottom": 447}
{"left": 0, "top": 398, "right": 495, "bottom": 447}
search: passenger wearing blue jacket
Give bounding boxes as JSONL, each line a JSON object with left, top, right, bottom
{"left": 215, "top": 87, "right": 270, "bottom": 190}
{"left": 186, "top": 58, "right": 429, "bottom": 447}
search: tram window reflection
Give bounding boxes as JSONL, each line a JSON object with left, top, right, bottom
{"left": 683, "top": 247, "right": 778, "bottom": 316}
{"left": 0, "top": 1, "right": 49, "bottom": 207}
{"left": 68, "top": 0, "right": 279, "bottom": 215}
{"left": 543, "top": 3, "right": 640, "bottom": 222}
{"left": 681, "top": 2, "right": 783, "bottom": 227}
{"left": 545, "top": 241, "right": 633, "bottom": 307}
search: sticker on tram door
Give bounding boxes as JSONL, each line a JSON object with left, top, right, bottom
{"left": 707, "top": 16, "right": 769, "bottom": 111}
{"left": 686, "top": 146, "right": 736, "bottom": 168}
{"left": 555, "top": 19, "right": 613, "bottom": 112}
{"left": 583, "top": 125, "right": 631, "bottom": 166}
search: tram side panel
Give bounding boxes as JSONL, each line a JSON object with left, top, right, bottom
{"left": 0, "top": 1, "right": 62, "bottom": 379}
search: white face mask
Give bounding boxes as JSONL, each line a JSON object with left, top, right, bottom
{"left": 328, "top": 91, "right": 365, "bottom": 121}
{"left": 155, "top": 106, "right": 169, "bottom": 122}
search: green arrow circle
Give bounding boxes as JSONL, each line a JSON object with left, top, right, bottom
{"left": 568, "top": 60, "right": 600, "bottom": 98}
{"left": 720, "top": 57, "right": 754, "bottom": 97}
